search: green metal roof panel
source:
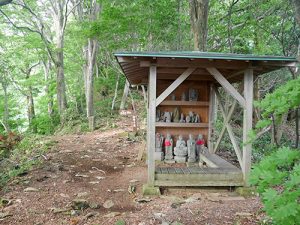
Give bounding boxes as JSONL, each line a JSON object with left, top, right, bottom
{"left": 114, "top": 51, "right": 297, "bottom": 62}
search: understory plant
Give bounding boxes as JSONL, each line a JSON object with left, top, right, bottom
{"left": 250, "top": 147, "right": 300, "bottom": 225}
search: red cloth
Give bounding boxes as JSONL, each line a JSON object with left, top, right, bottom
{"left": 165, "top": 140, "right": 171, "bottom": 146}
{"left": 196, "top": 140, "right": 205, "bottom": 145}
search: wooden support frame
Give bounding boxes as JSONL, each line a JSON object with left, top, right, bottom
{"left": 214, "top": 88, "right": 243, "bottom": 168}
{"left": 147, "top": 65, "right": 157, "bottom": 185}
{"left": 208, "top": 84, "right": 216, "bottom": 153}
{"left": 242, "top": 69, "right": 254, "bottom": 186}
{"left": 155, "top": 67, "right": 196, "bottom": 107}
{"left": 206, "top": 67, "right": 246, "bottom": 108}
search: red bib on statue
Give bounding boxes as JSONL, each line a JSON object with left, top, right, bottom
{"left": 196, "top": 140, "right": 205, "bottom": 145}
{"left": 165, "top": 141, "right": 171, "bottom": 146}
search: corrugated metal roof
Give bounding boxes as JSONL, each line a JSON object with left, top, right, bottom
{"left": 115, "top": 51, "right": 297, "bottom": 62}
{"left": 114, "top": 51, "right": 298, "bottom": 85}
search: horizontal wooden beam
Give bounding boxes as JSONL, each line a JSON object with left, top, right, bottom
{"left": 207, "top": 67, "right": 246, "bottom": 108}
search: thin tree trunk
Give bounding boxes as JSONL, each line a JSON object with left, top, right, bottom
{"left": 1, "top": 82, "right": 10, "bottom": 133}
{"left": 120, "top": 79, "right": 130, "bottom": 110}
{"left": 43, "top": 60, "right": 54, "bottom": 117}
{"left": 189, "top": 0, "right": 210, "bottom": 51}
{"left": 111, "top": 73, "right": 120, "bottom": 111}
{"left": 27, "top": 86, "right": 37, "bottom": 133}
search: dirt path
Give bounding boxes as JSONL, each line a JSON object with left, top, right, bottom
{"left": 0, "top": 118, "right": 263, "bottom": 225}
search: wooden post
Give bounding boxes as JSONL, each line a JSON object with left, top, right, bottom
{"left": 242, "top": 69, "right": 254, "bottom": 186}
{"left": 208, "top": 84, "right": 216, "bottom": 153}
{"left": 147, "top": 65, "right": 157, "bottom": 185}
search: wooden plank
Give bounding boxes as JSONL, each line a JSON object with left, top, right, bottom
{"left": 155, "top": 68, "right": 196, "bottom": 107}
{"left": 242, "top": 69, "right": 254, "bottom": 186}
{"left": 154, "top": 172, "right": 244, "bottom": 187}
{"left": 208, "top": 84, "right": 216, "bottom": 153}
{"left": 200, "top": 152, "right": 237, "bottom": 169}
{"left": 206, "top": 67, "right": 246, "bottom": 108}
{"left": 159, "top": 100, "right": 209, "bottom": 106}
{"left": 147, "top": 65, "right": 157, "bottom": 185}
{"left": 155, "top": 122, "right": 209, "bottom": 128}
{"left": 214, "top": 88, "right": 243, "bottom": 168}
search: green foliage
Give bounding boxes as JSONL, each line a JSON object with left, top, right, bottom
{"left": 250, "top": 147, "right": 300, "bottom": 225}
{"left": 0, "top": 135, "right": 55, "bottom": 188}
{"left": 257, "top": 76, "right": 300, "bottom": 121}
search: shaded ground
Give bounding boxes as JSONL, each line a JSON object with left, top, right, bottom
{"left": 0, "top": 117, "right": 263, "bottom": 225}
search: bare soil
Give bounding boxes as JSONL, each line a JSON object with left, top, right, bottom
{"left": 0, "top": 116, "right": 263, "bottom": 225}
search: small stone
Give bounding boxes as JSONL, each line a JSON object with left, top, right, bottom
{"left": 0, "top": 212, "right": 13, "bottom": 219}
{"left": 24, "top": 187, "right": 39, "bottom": 192}
{"left": 75, "top": 174, "right": 89, "bottom": 178}
{"left": 85, "top": 212, "right": 97, "bottom": 219}
{"left": 71, "top": 199, "right": 89, "bottom": 210}
{"left": 235, "top": 212, "right": 252, "bottom": 217}
{"left": 103, "top": 212, "right": 121, "bottom": 218}
{"left": 113, "top": 189, "right": 125, "bottom": 192}
{"left": 51, "top": 207, "right": 71, "bottom": 214}
{"left": 103, "top": 200, "right": 114, "bottom": 209}
{"left": 135, "top": 198, "right": 152, "bottom": 203}
{"left": 60, "top": 193, "right": 70, "bottom": 198}
{"left": 76, "top": 192, "right": 89, "bottom": 198}
{"left": 70, "top": 210, "right": 80, "bottom": 216}
{"left": 95, "top": 176, "right": 105, "bottom": 180}
{"left": 0, "top": 198, "right": 12, "bottom": 207}
{"left": 89, "top": 181, "right": 100, "bottom": 184}
{"left": 89, "top": 202, "right": 101, "bottom": 209}
{"left": 129, "top": 179, "right": 139, "bottom": 183}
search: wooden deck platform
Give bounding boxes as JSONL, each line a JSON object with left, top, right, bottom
{"left": 154, "top": 153, "right": 244, "bottom": 187}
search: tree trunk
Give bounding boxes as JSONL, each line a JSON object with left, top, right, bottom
{"left": 111, "top": 73, "right": 120, "bottom": 111}
{"left": 189, "top": 0, "right": 210, "bottom": 51}
{"left": 1, "top": 81, "right": 10, "bottom": 133}
{"left": 27, "top": 86, "right": 37, "bottom": 133}
{"left": 56, "top": 34, "right": 68, "bottom": 117}
{"left": 120, "top": 79, "right": 130, "bottom": 110}
{"left": 43, "top": 60, "right": 54, "bottom": 117}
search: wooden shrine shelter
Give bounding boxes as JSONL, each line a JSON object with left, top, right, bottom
{"left": 115, "top": 51, "right": 297, "bottom": 188}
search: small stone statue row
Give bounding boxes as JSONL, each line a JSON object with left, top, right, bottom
{"left": 155, "top": 133, "right": 208, "bottom": 163}
{"left": 170, "top": 88, "right": 199, "bottom": 101}
{"left": 156, "top": 109, "right": 201, "bottom": 123}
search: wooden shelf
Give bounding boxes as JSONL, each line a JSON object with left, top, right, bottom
{"left": 156, "top": 122, "right": 209, "bottom": 128}
{"left": 159, "top": 100, "right": 209, "bottom": 106}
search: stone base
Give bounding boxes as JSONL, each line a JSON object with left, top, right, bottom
{"left": 188, "top": 158, "right": 196, "bottom": 163}
{"left": 154, "top": 152, "right": 164, "bottom": 161}
{"left": 142, "top": 184, "right": 161, "bottom": 196}
{"left": 165, "top": 159, "right": 176, "bottom": 164}
{"left": 174, "top": 147, "right": 188, "bottom": 156}
{"left": 186, "top": 162, "right": 198, "bottom": 167}
{"left": 174, "top": 156, "right": 187, "bottom": 163}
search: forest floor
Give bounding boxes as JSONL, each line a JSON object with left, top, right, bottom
{"left": 0, "top": 115, "right": 264, "bottom": 225}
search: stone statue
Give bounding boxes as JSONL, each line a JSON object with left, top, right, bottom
{"left": 173, "top": 107, "right": 180, "bottom": 123}
{"left": 179, "top": 113, "right": 185, "bottom": 123}
{"left": 164, "top": 133, "right": 174, "bottom": 161}
{"left": 195, "top": 114, "right": 201, "bottom": 123}
{"left": 196, "top": 134, "right": 208, "bottom": 160}
{"left": 181, "top": 92, "right": 187, "bottom": 101}
{"left": 154, "top": 133, "right": 164, "bottom": 161}
{"left": 189, "top": 88, "right": 198, "bottom": 101}
{"left": 189, "top": 111, "right": 194, "bottom": 122}
{"left": 186, "top": 115, "right": 191, "bottom": 123}
{"left": 164, "top": 112, "right": 171, "bottom": 123}
{"left": 174, "top": 135, "right": 188, "bottom": 163}
{"left": 171, "top": 94, "right": 176, "bottom": 101}
{"left": 187, "top": 134, "right": 196, "bottom": 163}
{"left": 155, "top": 133, "right": 164, "bottom": 152}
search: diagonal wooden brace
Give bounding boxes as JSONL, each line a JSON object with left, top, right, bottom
{"left": 214, "top": 87, "right": 243, "bottom": 168}
{"left": 156, "top": 67, "right": 196, "bottom": 107}
{"left": 207, "top": 67, "right": 246, "bottom": 108}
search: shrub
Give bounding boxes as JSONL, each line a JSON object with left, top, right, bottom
{"left": 250, "top": 147, "right": 300, "bottom": 225}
